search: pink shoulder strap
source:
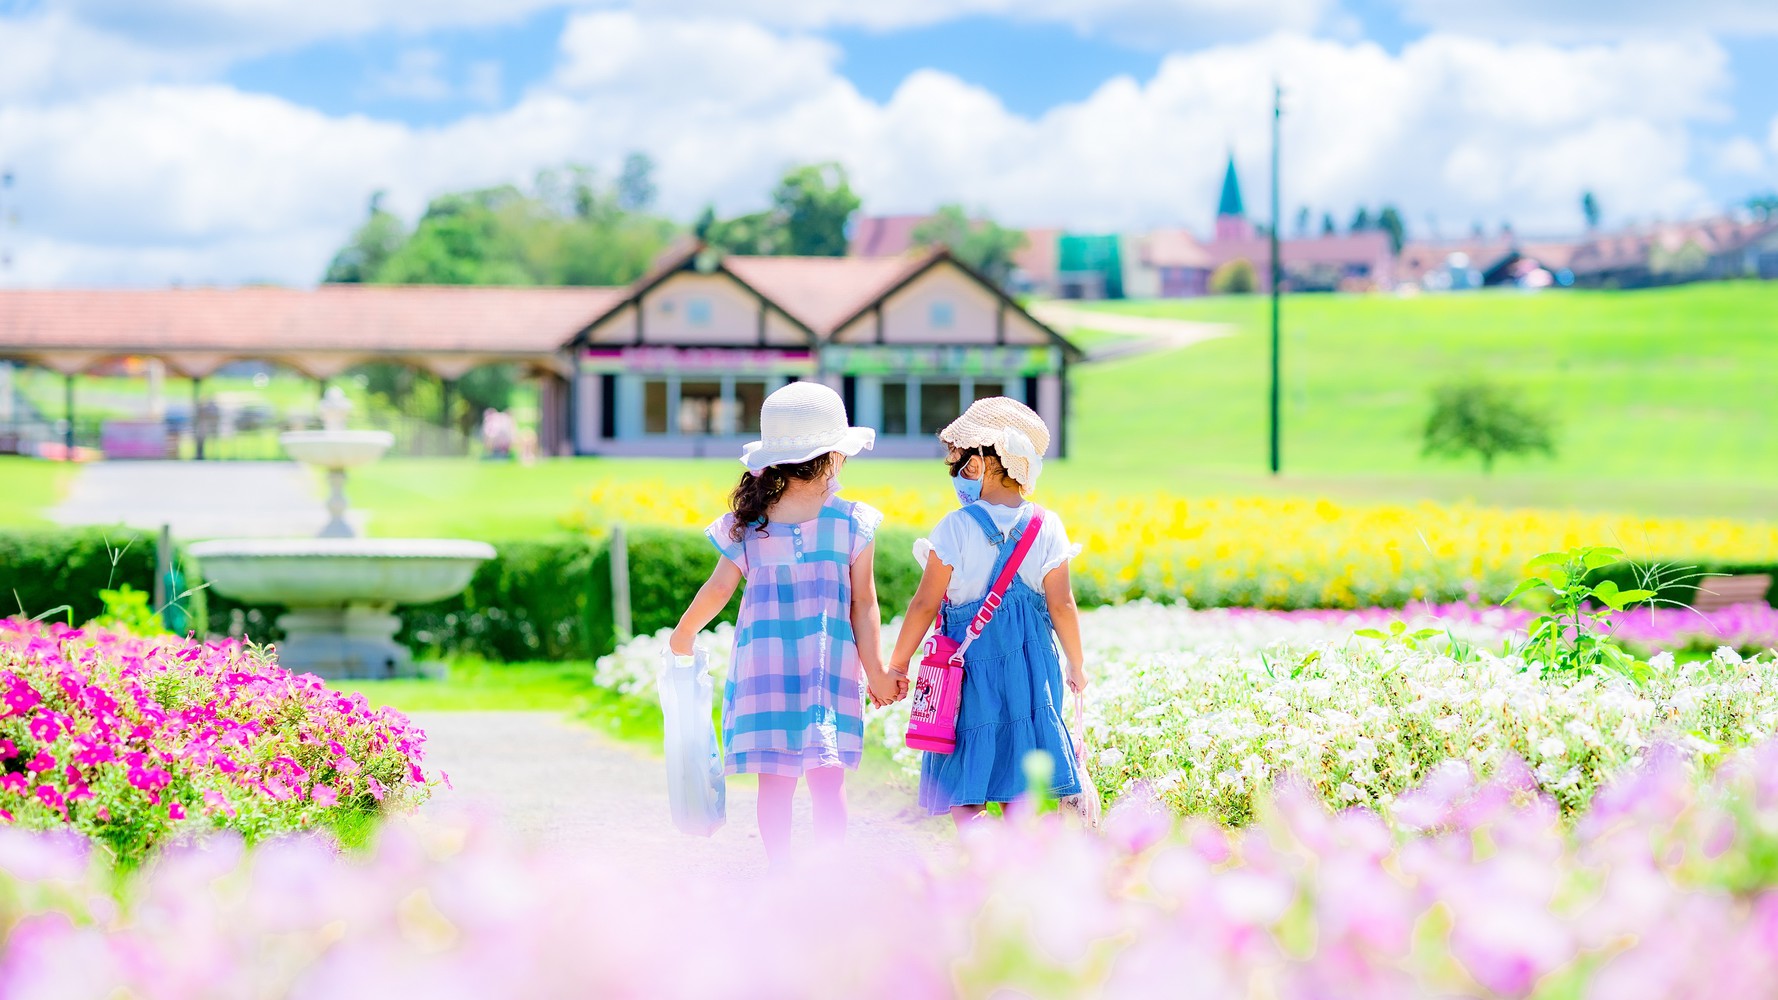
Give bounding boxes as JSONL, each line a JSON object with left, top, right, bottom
{"left": 950, "top": 506, "right": 1043, "bottom": 664}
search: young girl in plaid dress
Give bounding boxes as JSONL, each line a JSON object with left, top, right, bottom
{"left": 671, "top": 382, "right": 903, "bottom": 866}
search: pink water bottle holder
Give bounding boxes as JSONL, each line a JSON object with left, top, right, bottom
{"left": 904, "top": 509, "right": 1044, "bottom": 756}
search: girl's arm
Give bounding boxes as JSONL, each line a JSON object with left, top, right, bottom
{"left": 888, "top": 558, "right": 953, "bottom": 677}
{"left": 849, "top": 542, "right": 901, "bottom": 706}
{"left": 669, "top": 558, "right": 743, "bottom": 656}
{"left": 1043, "top": 562, "right": 1087, "bottom": 694}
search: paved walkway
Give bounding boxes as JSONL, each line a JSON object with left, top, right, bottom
{"left": 50, "top": 461, "right": 337, "bottom": 539}
{"left": 411, "top": 712, "right": 947, "bottom": 878}
{"left": 1030, "top": 302, "right": 1235, "bottom": 361}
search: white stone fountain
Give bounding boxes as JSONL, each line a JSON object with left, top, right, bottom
{"left": 189, "top": 389, "right": 495, "bottom": 679}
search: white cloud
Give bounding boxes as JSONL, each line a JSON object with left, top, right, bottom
{"left": 629, "top": 0, "right": 1335, "bottom": 46}
{"left": 0, "top": 13, "right": 1747, "bottom": 285}
{"left": 1714, "top": 136, "right": 1768, "bottom": 178}
{"left": 1394, "top": 0, "right": 1778, "bottom": 40}
{"left": 0, "top": 10, "right": 226, "bottom": 100}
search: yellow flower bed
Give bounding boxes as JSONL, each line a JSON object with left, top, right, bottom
{"left": 567, "top": 484, "right": 1778, "bottom": 608}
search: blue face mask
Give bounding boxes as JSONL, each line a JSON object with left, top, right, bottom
{"left": 952, "top": 473, "right": 983, "bottom": 507}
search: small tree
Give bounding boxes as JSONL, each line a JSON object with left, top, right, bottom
{"left": 1209, "top": 258, "right": 1257, "bottom": 295}
{"left": 1376, "top": 205, "right": 1406, "bottom": 254}
{"left": 1422, "top": 378, "right": 1556, "bottom": 473}
{"left": 1581, "top": 190, "right": 1600, "bottom": 231}
{"left": 911, "top": 204, "right": 1028, "bottom": 290}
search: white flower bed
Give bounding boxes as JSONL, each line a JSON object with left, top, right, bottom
{"left": 594, "top": 603, "right": 1778, "bottom": 822}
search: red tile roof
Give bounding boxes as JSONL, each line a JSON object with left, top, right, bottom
{"left": 724, "top": 254, "right": 927, "bottom": 335}
{"left": 1209, "top": 230, "right": 1393, "bottom": 269}
{"left": 0, "top": 285, "right": 626, "bottom": 356}
{"left": 849, "top": 215, "right": 930, "bottom": 258}
{"left": 1140, "top": 228, "right": 1212, "bottom": 269}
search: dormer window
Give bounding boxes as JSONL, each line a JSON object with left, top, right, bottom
{"left": 929, "top": 301, "right": 954, "bottom": 329}
{"left": 687, "top": 297, "right": 712, "bottom": 327}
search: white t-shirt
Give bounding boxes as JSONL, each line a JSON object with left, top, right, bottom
{"left": 913, "top": 501, "right": 1081, "bottom": 605}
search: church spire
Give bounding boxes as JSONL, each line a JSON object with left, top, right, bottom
{"left": 1216, "top": 152, "right": 1245, "bottom": 218}
{"left": 1213, "top": 151, "right": 1253, "bottom": 243}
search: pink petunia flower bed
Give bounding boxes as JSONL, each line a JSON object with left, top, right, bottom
{"left": 3, "top": 744, "right": 1778, "bottom": 996}
{"left": 0, "top": 620, "right": 432, "bottom": 865}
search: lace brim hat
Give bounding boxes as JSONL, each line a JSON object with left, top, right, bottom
{"left": 741, "top": 381, "right": 876, "bottom": 472}
{"left": 939, "top": 396, "right": 1050, "bottom": 491}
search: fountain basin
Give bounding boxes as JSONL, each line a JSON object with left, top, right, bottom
{"left": 279, "top": 430, "right": 393, "bottom": 469}
{"left": 189, "top": 538, "right": 495, "bottom": 679}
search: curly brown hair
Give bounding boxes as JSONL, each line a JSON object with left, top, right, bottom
{"left": 729, "top": 453, "right": 835, "bottom": 541}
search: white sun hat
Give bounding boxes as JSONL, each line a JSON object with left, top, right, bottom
{"left": 741, "top": 381, "right": 875, "bottom": 472}
{"left": 940, "top": 396, "right": 1050, "bottom": 491}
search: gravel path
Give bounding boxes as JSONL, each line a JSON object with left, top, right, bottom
{"left": 411, "top": 711, "right": 948, "bottom": 878}
{"left": 51, "top": 460, "right": 338, "bottom": 539}
{"left": 1029, "top": 302, "right": 1235, "bottom": 361}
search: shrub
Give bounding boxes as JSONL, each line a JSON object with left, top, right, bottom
{"left": 1421, "top": 376, "right": 1557, "bottom": 473}
{"left": 0, "top": 528, "right": 159, "bottom": 626}
{"left": 1208, "top": 257, "right": 1257, "bottom": 294}
{"left": 0, "top": 621, "right": 431, "bottom": 866}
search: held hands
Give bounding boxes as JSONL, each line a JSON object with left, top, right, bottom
{"left": 866, "top": 664, "right": 909, "bottom": 709}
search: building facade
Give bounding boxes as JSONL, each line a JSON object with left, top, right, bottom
{"left": 565, "top": 246, "right": 1081, "bottom": 459}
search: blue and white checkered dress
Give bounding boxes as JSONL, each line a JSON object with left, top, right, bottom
{"left": 706, "top": 496, "right": 882, "bottom": 777}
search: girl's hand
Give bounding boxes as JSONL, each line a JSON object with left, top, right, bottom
{"left": 866, "top": 668, "right": 903, "bottom": 708}
{"left": 1066, "top": 661, "right": 1088, "bottom": 696}
{"left": 669, "top": 629, "right": 695, "bottom": 657}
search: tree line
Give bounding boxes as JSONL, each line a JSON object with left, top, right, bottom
{"left": 325, "top": 157, "right": 1025, "bottom": 290}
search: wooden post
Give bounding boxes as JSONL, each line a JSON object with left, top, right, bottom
{"left": 192, "top": 376, "right": 206, "bottom": 461}
{"left": 62, "top": 373, "right": 74, "bottom": 462}
{"left": 610, "top": 524, "right": 633, "bottom": 644}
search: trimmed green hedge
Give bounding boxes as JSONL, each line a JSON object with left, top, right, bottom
{"left": 0, "top": 527, "right": 161, "bottom": 625}
{"left": 10, "top": 526, "right": 1770, "bottom": 665}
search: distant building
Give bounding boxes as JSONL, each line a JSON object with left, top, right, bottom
{"left": 1214, "top": 154, "right": 1254, "bottom": 243}
{"left": 1567, "top": 217, "right": 1778, "bottom": 288}
{"left": 566, "top": 244, "right": 1082, "bottom": 458}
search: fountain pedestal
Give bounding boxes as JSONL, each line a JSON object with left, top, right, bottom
{"left": 187, "top": 537, "right": 496, "bottom": 681}
{"left": 189, "top": 389, "right": 494, "bottom": 680}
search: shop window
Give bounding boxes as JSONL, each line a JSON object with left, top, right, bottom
{"left": 919, "top": 381, "right": 962, "bottom": 436}
{"left": 929, "top": 301, "right": 954, "bottom": 329}
{"left": 882, "top": 379, "right": 909, "bottom": 436}
{"left": 679, "top": 380, "right": 723, "bottom": 435}
{"left": 973, "top": 381, "right": 1003, "bottom": 403}
{"left": 643, "top": 380, "right": 669, "bottom": 435}
{"left": 687, "top": 297, "right": 713, "bottom": 327}
{"left": 735, "top": 380, "right": 768, "bottom": 435}
{"left": 1023, "top": 376, "right": 1040, "bottom": 409}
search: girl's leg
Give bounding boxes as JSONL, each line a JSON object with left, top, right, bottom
{"left": 805, "top": 766, "right": 847, "bottom": 844}
{"left": 756, "top": 773, "right": 796, "bottom": 865}
{"left": 949, "top": 804, "right": 988, "bottom": 829}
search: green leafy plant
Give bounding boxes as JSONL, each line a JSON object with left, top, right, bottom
{"left": 1353, "top": 619, "right": 1443, "bottom": 651}
{"left": 92, "top": 585, "right": 168, "bottom": 636}
{"left": 1506, "top": 545, "right": 1654, "bottom": 677}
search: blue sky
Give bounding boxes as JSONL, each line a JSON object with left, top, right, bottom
{"left": 1, "top": 0, "right": 1775, "bottom": 285}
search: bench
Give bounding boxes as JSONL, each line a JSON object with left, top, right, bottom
{"left": 1694, "top": 574, "right": 1773, "bottom": 613}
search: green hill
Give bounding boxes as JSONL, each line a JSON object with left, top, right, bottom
{"left": 1060, "top": 283, "right": 1778, "bottom": 518}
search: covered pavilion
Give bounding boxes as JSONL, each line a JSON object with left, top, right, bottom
{"left": 0, "top": 284, "right": 623, "bottom": 458}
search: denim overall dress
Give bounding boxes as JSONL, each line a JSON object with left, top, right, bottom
{"left": 917, "top": 504, "right": 1082, "bottom": 814}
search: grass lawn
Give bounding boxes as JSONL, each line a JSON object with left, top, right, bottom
{"left": 0, "top": 457, "right": 75, "bottom": 526}
{"left": 342, "top": 659, "right": 668, "bottom": 745}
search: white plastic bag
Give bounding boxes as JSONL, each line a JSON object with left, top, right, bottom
{"left": 659, "top": 647, "right": 726, "bottom": 836}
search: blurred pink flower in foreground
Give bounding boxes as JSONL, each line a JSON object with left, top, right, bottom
{"left": 4, "top": 740, "right": 1778, "bottom": 997}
